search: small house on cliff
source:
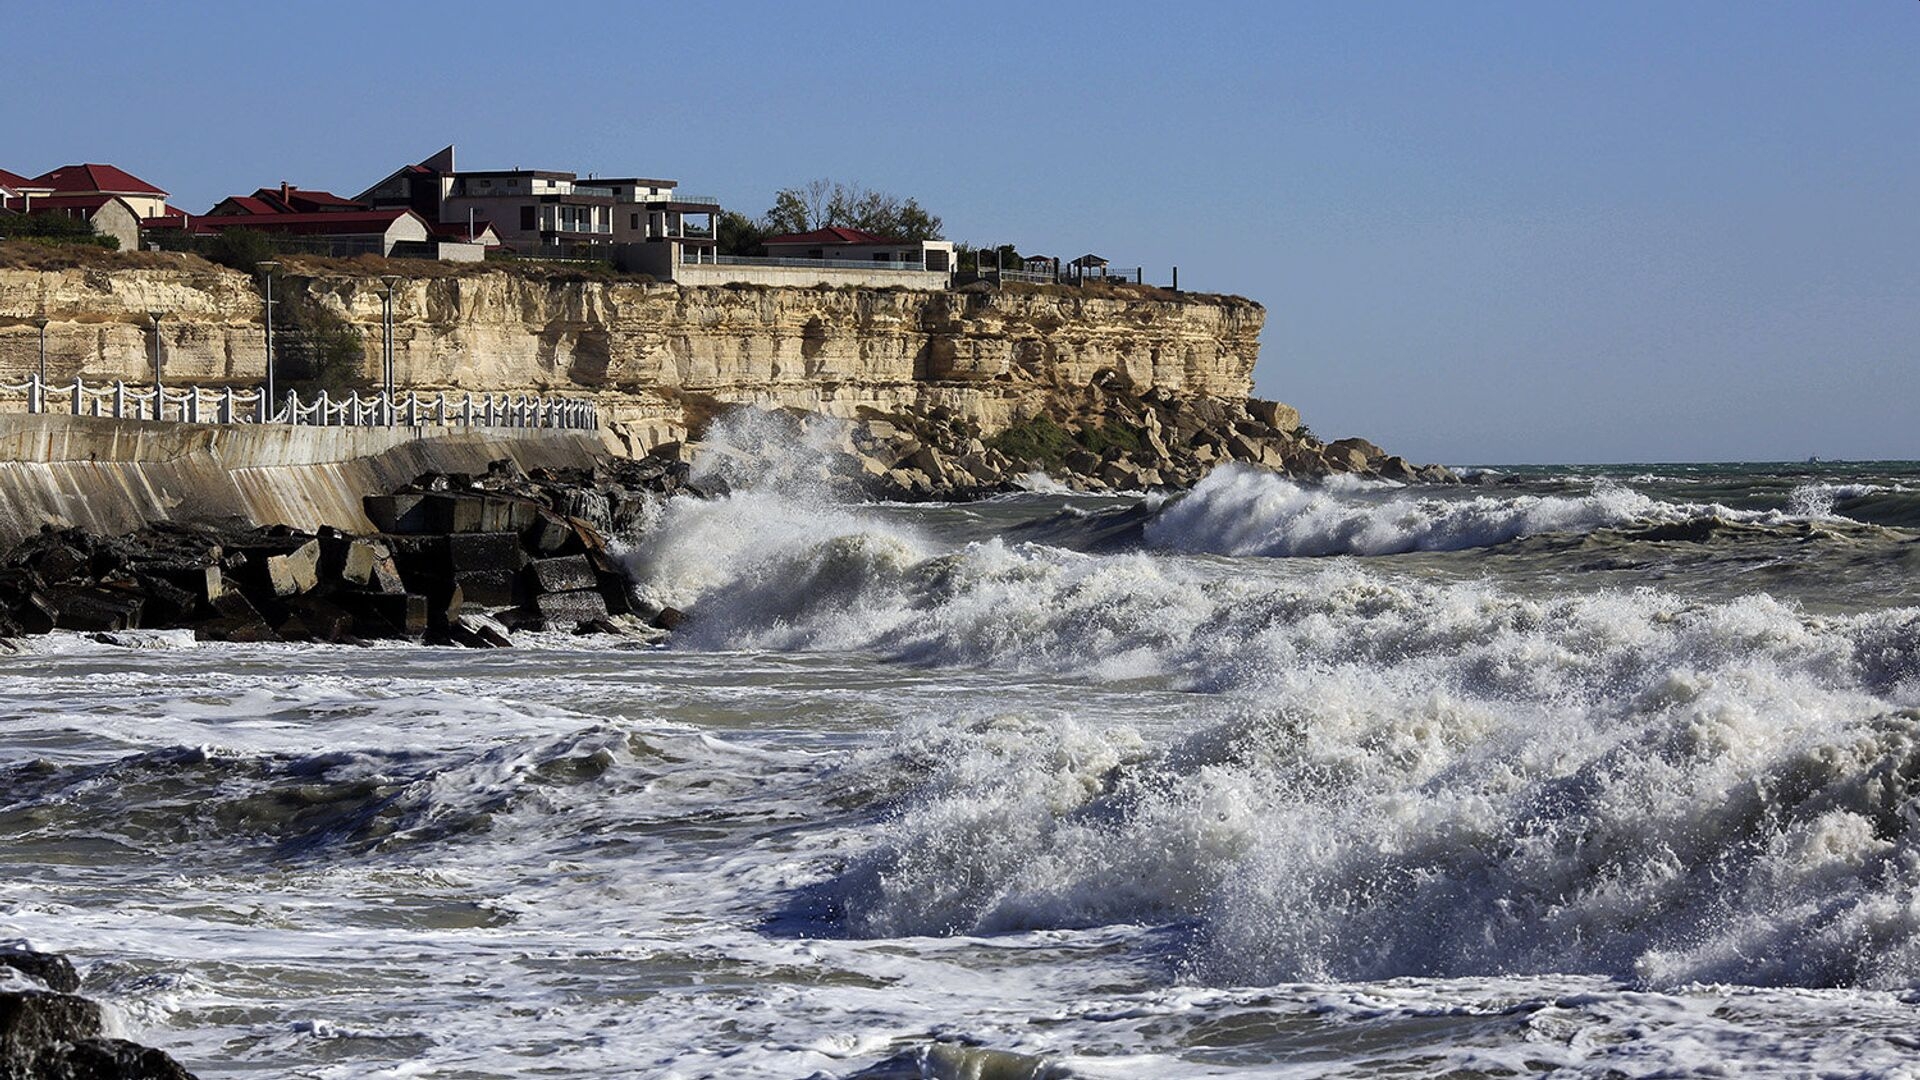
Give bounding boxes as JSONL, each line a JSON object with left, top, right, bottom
{"left": 761, "top": 226, "right": 954, "bottom": 273}
{"left": 0, "top": 162, "right": 170, "bottom": 250}
{"left": 197, "top": 181, "right": 492, "bottom": 260}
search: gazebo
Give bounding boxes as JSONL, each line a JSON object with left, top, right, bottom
{"left": 1070, "top": 253, "right": 1109, "bottom": 280}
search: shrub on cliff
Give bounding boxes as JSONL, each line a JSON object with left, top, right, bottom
{"left": 279, "top": 297, "right": 372, "bottom": 393}
{"left": 1078, "top": 422, "right": 1144, "bottom": 456}
{"left": 204, "top": 228, "right": 277, "bottom": 271}
{"left": 989, "top": 415, "right": 1077, "bottom": 466}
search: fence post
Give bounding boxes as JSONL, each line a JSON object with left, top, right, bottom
{"left": 484, "top": 397, "right": 496, "bottom": 426}
{"left": 220, "top": 387, "right": 234, "bottom": 424}
{"left": 113, "top": 381, "right": 126, "bottom": 420}
{"left": 436, "top": 393, "right": 447, "bottom": 426}
{"left": 185, "top": 388, "right": 199, "bottom": 424}
{"left": 316, "top": 390, "right": 330, "bottom": 427}
{"left": 71, "top": 377, "right": 84, "bottom": 415}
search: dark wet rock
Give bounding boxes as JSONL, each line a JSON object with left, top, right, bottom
{"left": 529, "top": 556, "right": 596, "bottom": 594}
{"left": 0, "top": 947, "right": 78, "bottom": 995}
{"left": 0, "top": 946, "right": 198, "bottom": 1079}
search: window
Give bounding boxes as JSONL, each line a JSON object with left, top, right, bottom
{"left": 520, "top": 206, "right": 536, "bottom": 231}
{"left": 630, "top": 213, "right": 640, "bottom": 230}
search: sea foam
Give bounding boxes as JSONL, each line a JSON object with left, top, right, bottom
{"left": 622, "top": 484, "right": 1920, "bottom": 990}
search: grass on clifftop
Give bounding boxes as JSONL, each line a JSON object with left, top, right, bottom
{"left": 0, "top": 239, "right": 188, "bottom": 271}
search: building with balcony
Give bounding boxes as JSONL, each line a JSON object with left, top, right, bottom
{"left": 356, "top": 146, "right": 719, "bottom": 260}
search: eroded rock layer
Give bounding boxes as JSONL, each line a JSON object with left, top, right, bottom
{"left": 0, "top": 265, "right": 1264, "bottom": 454}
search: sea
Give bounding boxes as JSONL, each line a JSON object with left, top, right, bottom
{"left": 4, "top": 437, "right": 1919, "bottom": 1077}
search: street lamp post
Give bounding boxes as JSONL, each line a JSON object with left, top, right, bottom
{"left": 147, "top": 310, "right": 166, "bottom": 421}
{"left": 378, "top": 275, "right": 402, "bottom": 423}
{"left": 31, "top": 316, "right": 48, "bottom": 386}
{"left": 257, "top": 261, "right": 279, "bottom": 417}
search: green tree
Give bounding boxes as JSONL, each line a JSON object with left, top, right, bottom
{"left": 760, "top": 179, "right": 943, "bottom": 241}
{"left": 279, "top": 295, "right": 371, "bottom": 393}
{"left": 205, "top": 228, "right": 277, "bottom": 271}
{"left": 716, "top": 210, "right": 768, "bottom": 256}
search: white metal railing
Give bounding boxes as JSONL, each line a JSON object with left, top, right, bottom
{"left": 0, "top": 375, "right": 601, "bottom": 431}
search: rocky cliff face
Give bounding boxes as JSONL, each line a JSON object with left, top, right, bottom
{"left": 0, "top": 262, "right": 1264, "bottom": 453}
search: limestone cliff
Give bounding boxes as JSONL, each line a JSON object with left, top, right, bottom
{"left": 0, "top": 260, "right": 1263, "bottom": 454}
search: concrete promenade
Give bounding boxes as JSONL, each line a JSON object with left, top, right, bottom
{"left": 0, "top": 414, "right": 611, "bottom": 544}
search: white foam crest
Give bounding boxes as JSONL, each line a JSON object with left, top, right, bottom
{"left": 689, "top": 405, "right": 863, "bottom": 498}
{"left": 836, "top": 666, "right": 1920, "bottom": 990}
{"left": 1787, "top": 481, "right": 1893, "bottom": 517}
{"left": 1143, "top": 464, "right": 1769, "bottom": 556}
{"left": 777, "top": 558, "right": 1920, "bottom": 987}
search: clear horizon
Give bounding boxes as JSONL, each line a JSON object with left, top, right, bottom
{"left": 7, "top": 0, "right": 1914, "bottom": 466}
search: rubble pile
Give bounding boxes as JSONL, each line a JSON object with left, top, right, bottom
{"left": 832, "top": 388, "right": 1457, "bottom": 500}
{"left": 0, "top": 459, "right": 692, "bottom": 648}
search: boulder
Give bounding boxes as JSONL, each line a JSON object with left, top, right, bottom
{"left": 444, "top": 533, "right": 526, "bottom": 576}
{"left": 421, "top": 494, "right": 486, "bottom": 534}
{"left": 31, "top": 586, "right": 144, "bottom": 632}
{"left": 1097, "top": 459, "right": 1142, "bottom": 489}
{"left": 453, "top": 570, "right": 518, "bottom": 608}
{"left": 1327, "top": 437, "right": 1385, "bottom": 462}
{"left": 0, "top": 988, "right": 198, "bottom": 1079}
{"left": 908, "top": 445, "right": 949, "bottom": 485}
{"left": 533, "top": 589, "right": 610, "bottom": 626}
{"left": 0, "top": 947, "right": 78, "bottom": 994}
{"left": 523, "top": 512, "right": 575, "bottom": 556}
{"left": 275, "top": 597, "right": 357, "bottom": 644}
{"left": 1377, "top": 455, "right": 1420, "bottom": 482}
{"left": 362, "top": 494, "right": 430, "bottom": 534}
{"left": 266, "top": 541, "right": 321, "bottom": 598}
{"left": 342, "top": 593, "right": 428, "bottom": 638}
{"left": 1063, "top": 449, "right": 1101, "bottom": 476}
{"left": 448, "top": 612, "right": 513, "bottom": 648}
{"left": 1247, "top": 399, "right": 1302, "bottom": 432}
{"left": 528, "top": 556, "right": 596, "bottom": 594}
{"left": 1328, "top": 446, "right": 1372, "bottom": 472}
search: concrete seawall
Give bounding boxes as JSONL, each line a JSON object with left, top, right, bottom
{"left": 0, "top": 416, "right": 611, "bottom": 544}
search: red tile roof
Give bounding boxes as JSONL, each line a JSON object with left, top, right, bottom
{"left": 256, "top": 186, "right": 365, "bottom": 212}
{"left": 762, "top": 226, "right": 902, "bottom": 246}
{"left": 211, "top": 195, "right": 280, "bottom": 216}
{"left": 192, "top": 209, "right": 419, "bottom": 237}
{"left": 30, "top": 163, "right": 167, "bottom": 197}
{"left": 0, "top": 168, "right": 33, "bottom": 190}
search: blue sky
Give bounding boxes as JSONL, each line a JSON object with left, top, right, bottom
{"left": 8, "top": 1, "right": 1915, "bottom": 463}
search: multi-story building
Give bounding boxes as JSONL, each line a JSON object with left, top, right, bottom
{"left": 356, "top": 146, "right": 718, "bottom": 260}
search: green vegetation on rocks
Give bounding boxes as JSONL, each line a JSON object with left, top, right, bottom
{"left": 0, "top": 212, "right": 119, "bottom": 251}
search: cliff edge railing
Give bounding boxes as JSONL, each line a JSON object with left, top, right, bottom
{"left": 0, "top": 374, "right": 600, "bottom": 431}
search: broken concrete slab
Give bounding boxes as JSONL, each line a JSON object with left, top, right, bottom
{"left": 528, "top": 555, "right": 596, "bottom": 594}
